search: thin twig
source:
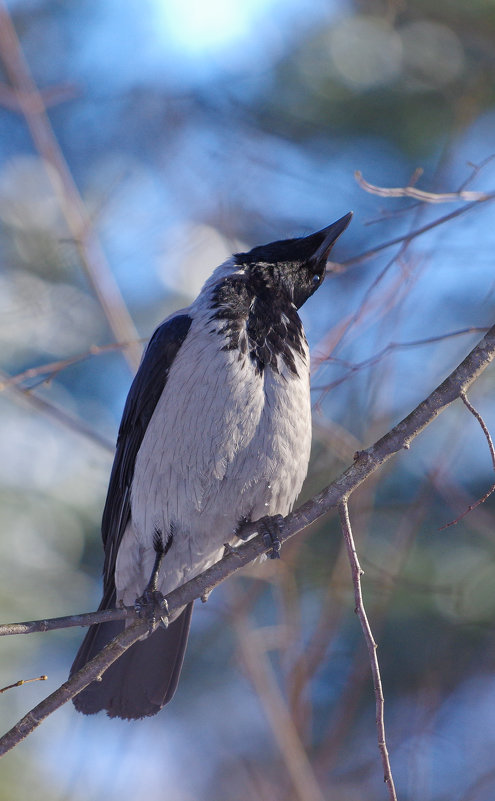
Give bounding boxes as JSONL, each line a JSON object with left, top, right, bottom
{"left": 0, "top": 619, "right": 152, "bottom": 756}
{"left": 459, "top": 155, "right": 495, "bottom": 192}
{"left": 0, "top": 607, "right": 130, "bottom": 637}
{"left": 316, "top": 476, "right": 434, "bottom": 773}
{"left": 460, "top": 392, "right": 495, "bottom": 471}
{"left": 323, "top": 163, "right": 461, "bottom": 373}
{"left": 0, "top": 675, "right": 47, "bottom": 694}
{"left": 440, "top": 392, "right": 495, "bottom": 529}
{"left": 355, "top": 170, "right": 491, "bottom": 203}
{"left": 338, "top": 499, "right": 397, "bottom": 801}
{"left": 0, "top": 3, "right": 142, "bottom": 370}
{"left": 0, "top": 339, "right": 147, "bottom": 392}
{"left": 342, "top": 195, "right": 495, "bottom": 267}
{"left": 312, "top": 327, "right": 488, "bottom": 393}
{"left": 0, "top": 368, "right": 114, "bottom": 453}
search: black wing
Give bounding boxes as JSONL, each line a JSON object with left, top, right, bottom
{"left": 101, "top": 313, "right": 192, "bottom": 594}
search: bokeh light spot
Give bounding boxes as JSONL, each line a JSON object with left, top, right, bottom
{"left": 329, "top": 15, "right": 402, "bottom": 89}
{"left": 400, "top": 21, "right": 465, "bottom": 89}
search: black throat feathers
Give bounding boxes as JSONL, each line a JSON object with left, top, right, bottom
{"left": 209, "top": 270, "right": 307, "bottom": 376}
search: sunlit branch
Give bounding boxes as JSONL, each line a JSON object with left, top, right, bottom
{"left": 0, "top": 675, "right": 47, "bottom": 694}
{"left": 0, "top": 81, "right": 78, "bottom": 110}
{"left": 355, "top": 170, "right": 491, "bottom": 203}
{"left": 341, "top": 194, "right": 495, "bottom": 268}
{"left": 0, "top": 2, "right": 142, "bottom": 370}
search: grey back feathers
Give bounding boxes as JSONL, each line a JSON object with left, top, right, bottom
{"left": 70, "top": 212, "right": 352, "bottom": 718}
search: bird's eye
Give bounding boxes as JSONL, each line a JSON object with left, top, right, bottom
{"left": 312, "top": 274, "right": 321, "bottom": 286}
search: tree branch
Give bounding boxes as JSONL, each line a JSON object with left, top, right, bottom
{"left": 233, "top": 602, "right": 327, "bottom": 801}
{"left": 0, "top": 368, "right": 114, "bottom": 453}
{"left": 342, "top": 194, "right": 495, "bottom": 267}
{"left": 355, "top": 170, "right": 491, "bottom": 203}
{"left": 338, "top": 499, "right": 397, "bottom": 801}
{"left": 1, "top": 321, "right": 495, "bottom": 757}
{"left": 440, "top": 391, "right": 495, "bottom": 529}
{"left": 0, "top": 2, "right": 142, "bottom": 370}
{"left": 0, "top": 619, "right": 151, "bottom": 756}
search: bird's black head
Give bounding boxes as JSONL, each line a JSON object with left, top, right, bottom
{"left": 235, "top": 212, "right": 352, "bottom": 309}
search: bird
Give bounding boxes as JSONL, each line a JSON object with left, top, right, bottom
{"left": 70, "top": 212, "right": 352, "bottom": 719}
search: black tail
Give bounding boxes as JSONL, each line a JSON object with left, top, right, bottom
{"left": 70, "top": 587, "right": 193, "bottom": 719}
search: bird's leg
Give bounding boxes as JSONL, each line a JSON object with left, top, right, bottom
{"left": 135, "top": 526, "right": 173, "bottom": 632}
{"left": 258, "top": 514, "right": 283, "bottom": 559}
{"left": 236, "top": 514, "right": 283, "bottom": 559}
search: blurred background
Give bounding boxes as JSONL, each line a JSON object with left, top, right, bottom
{"left": 1, "top": 0, "right": 495, "bottom": 799}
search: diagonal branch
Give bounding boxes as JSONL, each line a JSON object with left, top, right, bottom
{"left": 0, "top": 620, "right": 151, "bottom": 756}
{"left": 1, "top": 321, "right": 495, "bottom": 757}
{"left": 342, "top": 195, "right": 495, "bottom": 267}
{"left": 0, "top": 2, "right": 142, "bottom": 370}
{"left": 440, "top": 391, "right": 495, "bottom": 529}
{"left": 0, "top": 368, "right": 114, "bottom": 453}
{"left": 0, "top": 340, "right": 147, "bottom": 392}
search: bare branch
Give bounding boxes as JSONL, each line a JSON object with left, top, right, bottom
{"left": 459, "top": 155, "right": 495, "bottom": 192}
{"left": 0, "top": 340, "right": 146, "bottom": 392}
{"left": 440, "top": 391, "right": 495, "bottom": 529}
{"left": 0, "top": 368, "right": 114, "bottom": 453}
{"left": 338, "top": 499, "right": 397, "bottom": 801}
{"left": 0, "top": 619, "right": 151, "bottom": 756}
{"left": 0, "top": 81, "right": 79, "bottom": 110}
{"left": 460, "top": 392, "right": 495, "bottom": 472}
{"left": 342, "top": 195, "right": 495, "bottom": 268}
{"left": 312, "top": 327, "right": 488, "bottom": 394}
{"left": 355, "top": 170, "right": 491, "bottom": 203}
{"left": 0, "top": 2, "right": 142, "bottom": 370}
{"left": 0, "top": 676, "right": 47, "bottom": 694}
{"left": 0, "top": 607, "right": 131, "bottom": 637}
{"left": 234, "top": 602, "right": 326, "bottom": 801}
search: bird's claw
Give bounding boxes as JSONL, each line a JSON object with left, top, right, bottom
{"left": 235, "top": 514, "right": 283, "bottom": 558}
{"left": 259, "top": 514, "right": 283, "bottom": 559}
{"left": 134, "top": 589, "right": 169, "bottom": 633}
{"left": 223, "top": 542, "right": 241, "bottom": 558}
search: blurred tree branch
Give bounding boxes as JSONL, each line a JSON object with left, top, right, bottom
{"left": 0, "top": 1, "right": 142, "bottom": 370}
{"left": 342, "top": 193, "right": 495, "bottom": 268}
{"left": 0, "top": 368, "right": 115, "bottom": 453}
{"left": 233, "top": 596, "right": 327, "bottom": 801}
{"left": 355, "top": 169, "right": 491, "bottom": 203}
{"left": 1, "top": 320, "right": 495, "bottom": 776}
{"left": 0, "top": 340, "right": 147, "bottom": 392}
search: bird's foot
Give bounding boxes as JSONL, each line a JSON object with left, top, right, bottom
{"left": 134, "top": 589, "right": 169, "bottom": 634}
{"left": 258, "top": 514, "right": 283, "bottom": 559}
{"left": 223, "top": 542, "right": 242, "bottom": 558}
{"left": 235, "top": 514, "right": 283, "bottom": 559}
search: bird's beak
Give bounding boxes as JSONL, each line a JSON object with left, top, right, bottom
{"left": 311, "top": 212, "right": 353, "bottom": 262}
